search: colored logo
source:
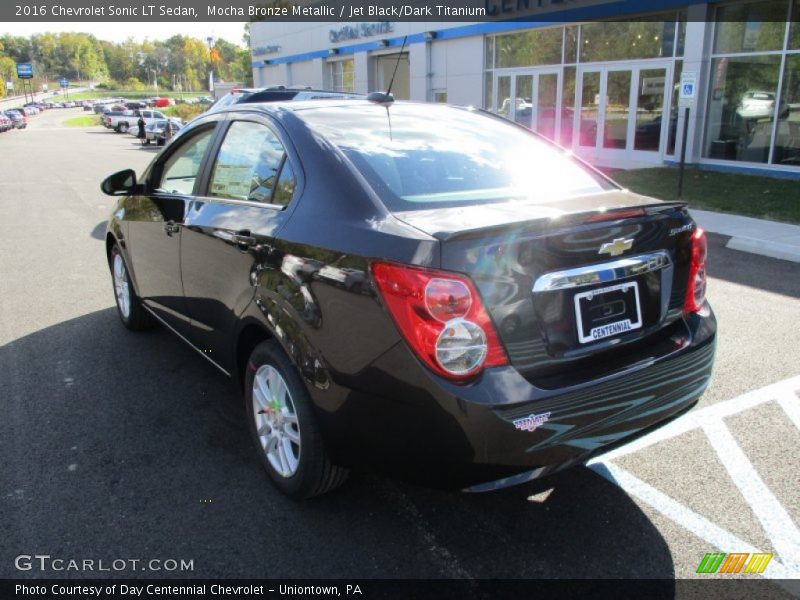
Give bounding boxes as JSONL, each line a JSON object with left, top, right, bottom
{"left": 598, "top": 238, "right": 634, "bottom": 257}
{"left": 512, "top": 412, "right": 551, "bottom": 432}
{"left": 696, "top": 552, "right": 773, "bottom": 574}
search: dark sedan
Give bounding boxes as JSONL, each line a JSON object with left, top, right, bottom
{"left": 101, "top": 99, "right": 716, "bottom": 499}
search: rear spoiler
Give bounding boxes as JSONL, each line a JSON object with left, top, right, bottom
{"left": 437, "top": 201, "right": 688, "bottom": 243}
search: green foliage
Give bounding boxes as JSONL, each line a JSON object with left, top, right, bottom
{"left": 162, "top": 103, "right": 205, "bottom": 121}
{"left": 609, "top": 167, "right": 800, "bottom": 225}
{"left": 0, "top": 28, "right": 251, "bottom": 93}
{"left": 63, "top": 115, "right": 100, "bottom": 127}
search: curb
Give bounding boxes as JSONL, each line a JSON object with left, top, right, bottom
{"left": 689, "top": 209, "right": 800, "bottom": 264}
{"left": 725, "top": 237, "right": 800, "bottom": 264}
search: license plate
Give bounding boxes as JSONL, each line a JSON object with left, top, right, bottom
{"left": 574, "top": 281, "right": 642, "bottom": 344}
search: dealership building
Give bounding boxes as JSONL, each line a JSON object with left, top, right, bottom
{"left": 251, "top": 0, "right": 800, "bottom": 176}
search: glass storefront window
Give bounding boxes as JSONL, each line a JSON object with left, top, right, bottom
{"left": 496, "top": 27, "right": 563, "bottom": 68}
{"left": 635, "top": 68, "right": 668, "bottom": 151}
{"left": 329, "top": 59, "right": 354, "bottom": 93}
{"left": 565, "top": 26, "right": 578, "bottom": 63}
{"left": 774, "top": 55, "right": 800, "bottom": 166}
{"left": 605, "top": 70, "right": 632, "bottom": 149}
{"left": 561, "top": 67, "right": 576, "bottom": 147}
{"left": 496, "top": 75, "right": 511, "bottom": 118}
{"left": 536, "top": 73, "right": 559, "bottom": 140}
{"left": 667, "top": 60, "right": 683, "bottom": 155}
{"left": 484, "top": 72, "right": 493, "bottom": 111}
{"left": 580, "top": 19, "right": 678, "bottom": 62}
{"left": 713, "top": 1, "right": 788, "bottom": 54}
{"left": 580, "top": 71, "right": 600, "bottom": 147}
{"left": 676, "top": 13, "right": 686, "bottom": 57}
{"left": 703, "top": 55, "right": 782, "bottom": 163}
{"left": 515, "top": 75, "right": 534, "bottom": 128}
{"left": 790, "top": 2, "right": 800, "bottom": 49}
{"left": 484, "top": 37, "right": 495, "bottom": 70}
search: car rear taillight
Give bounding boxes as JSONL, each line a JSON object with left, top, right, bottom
{"left": 684, "top": 227, "right": 708, "bottom": 313}
{"left": 371, "top": 262, "right": 508, "bottom": 381}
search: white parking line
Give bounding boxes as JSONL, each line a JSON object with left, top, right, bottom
{"left": 588, "top": 375, "right": 800, "bottom": 589}
{"left": 592, "top": 375, "right": 800, "bottom": 463}
{"left": 591, "top": 462, "right": 800, "bottom": 586}
{"left": 702, "top": 419, "right": 800, "bottom": 573}
{"left": 777, "top": 389, "right": 800, "bottom": 431}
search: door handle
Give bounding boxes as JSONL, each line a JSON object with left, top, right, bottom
{"left": 233, "top": 230, "right": 257, "bottom": 248}
{"left": 164, "top": 221, "right": 180, "bottom": 236}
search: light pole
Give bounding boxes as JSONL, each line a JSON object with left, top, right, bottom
{"left": 149, "top": 68, "right": 158, "bottom": 94}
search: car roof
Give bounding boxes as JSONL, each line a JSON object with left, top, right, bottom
{"left": 220, "top": 99, "right": 468, "bottom": 118}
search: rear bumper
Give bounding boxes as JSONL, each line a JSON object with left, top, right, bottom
{"left": 314, "top": 307, "right": 716, "bottom": 490}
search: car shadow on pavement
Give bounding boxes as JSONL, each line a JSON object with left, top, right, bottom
{"left": 90, "top": 221, "right": 108, "bottom": 240}
{"left": 0, "top": 308, "right": 675, "bottom": 582}
{"left": 707, "top": 232, "right": 800, "bottom": 299}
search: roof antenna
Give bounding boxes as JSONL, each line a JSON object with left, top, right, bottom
{"left": 367, "top": 36, "right": 407, "bottom": 105}
{"left": 386, "top": 36, "right": 407, "bottom": 98}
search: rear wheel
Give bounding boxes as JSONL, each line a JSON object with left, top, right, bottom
{"left": 118, "top": 122, "right": 129, "bottom": 134}
{"left": 245, "top": 340, "right": 348, "bottom": 499}
{"left": 109, "top": 244, "right": 153, "bottom": 331}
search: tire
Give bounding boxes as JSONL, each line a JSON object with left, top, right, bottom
{"left": 245, "top": 340, "right": 348, "bottom": 499}
{"left": 119, "top": 122, "right": 129, "bottom": 134}
{"left": 109, "top": 244, "right": 154, "bottom": 331}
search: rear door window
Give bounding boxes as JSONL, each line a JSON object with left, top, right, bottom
{"left": 207, "top": 120, "right": 296, "bottom": 205}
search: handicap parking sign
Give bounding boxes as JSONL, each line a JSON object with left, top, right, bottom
{"left": 679, "top": 72, "right": 697, "bottom": 101}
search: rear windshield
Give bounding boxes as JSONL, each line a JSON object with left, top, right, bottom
{"left": 298, "top": 104, "right": 615, "bottom": 211}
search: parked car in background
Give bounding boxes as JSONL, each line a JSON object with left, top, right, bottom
{"left": 101, "top": 99, "right": 716, "bottom": 499}
{"left": 0, "top": 113, "right": 11, "bottom": 132}
{"left": 4, "top": 110, "right": 27, "bottom": 129}
{"left": 104, "top": 108, "right": 179, "bottom": 134}
{"left": 737, "top": 91, "right": 776, "bottom": 121}
{"left": 103, "top": 111, "right": 137, "bottom": 132}
{"left": 143, "top": 118, "right": 183, "bottom": 145}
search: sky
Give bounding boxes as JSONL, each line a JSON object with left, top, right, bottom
{"left": 0, "top": 22, "right": 248, "bottom": 47}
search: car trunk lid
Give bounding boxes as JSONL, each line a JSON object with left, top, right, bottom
{"left": 393, "top": 191, "right": 696, "bottom": 385}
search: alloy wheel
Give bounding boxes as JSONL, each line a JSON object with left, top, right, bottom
{"left": 113, "top": 253, "right": 131, "bottom": 319}
{"left": 252, "top": 364, "right": 301, "bottom": 478}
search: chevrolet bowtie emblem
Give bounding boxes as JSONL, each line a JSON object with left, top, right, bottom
{"left": 599, "top": 237, "right": 634, "bottom": 256}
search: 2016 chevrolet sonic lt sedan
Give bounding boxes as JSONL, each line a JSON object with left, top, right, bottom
{"left": 102, "top": 98, "right": 716, "bottom": 499}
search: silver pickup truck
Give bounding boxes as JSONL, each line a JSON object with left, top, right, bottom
{"left": 103, "top": 109, "right": 179, "bottom": 134}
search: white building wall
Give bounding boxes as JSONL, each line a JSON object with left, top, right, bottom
{"left": 409, "top": 42, "right": 428, "bottom": 101}
{"left": 439, "top": 37, "right": 484, "bottom": 107}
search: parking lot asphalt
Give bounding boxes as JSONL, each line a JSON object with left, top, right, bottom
{"left": 1, "top": 108, "right": 799, "bottom": 589}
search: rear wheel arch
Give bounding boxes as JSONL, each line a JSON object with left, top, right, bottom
{"left": 236, "top": 323, "right": 274, "bottom": 391}
{"left": 105, "top": 233, "right": 116, "bottom": 263}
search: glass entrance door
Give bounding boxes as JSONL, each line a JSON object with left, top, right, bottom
{"left": 574, "top": 63, "right": 671, "bottom": 166}
{"left": 494, "top": 69, "right": 561, "bottom": 141}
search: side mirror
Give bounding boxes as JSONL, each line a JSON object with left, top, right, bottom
{"left": 101, "top": 169, "right": 141, "bottom": 196}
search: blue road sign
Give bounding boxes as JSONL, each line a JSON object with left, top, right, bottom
{"left": 16, "top": 63, "right": 33, "bottom": 79}
{"left": 59, "top": 78, "right": 69, "bottom": 88}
